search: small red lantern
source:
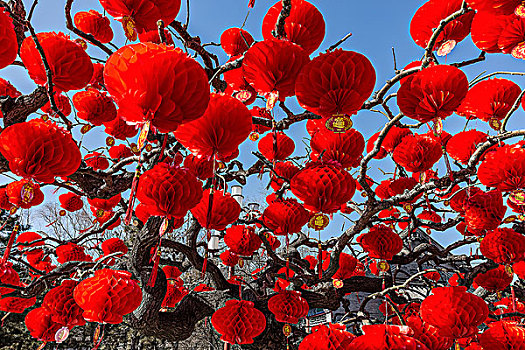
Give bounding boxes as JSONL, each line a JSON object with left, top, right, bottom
{"left": 480, "top": 227, "right": 525, "bottom": 264}
{"left": 0, "top": 8, "right": 18, "bottom": 70}
{"left": 224, "top": 225, "right": 261, "bottom": 257}
{"left": 73, "top": 88, "right": 117, "bottom": 126}
{"left": 258, "top": 132, "right": 295, "bottom": 161}
{"left": 190, "top": 189, "right": 241, "bottom": 230}
{"left": 348, "top": 324, "right": 430, "bottom": 350}
{"left": 268, "top": 290, "right": 309, "bottom": 324}
{"left": 74, "top": 10, "right": 113, "bottom": 43}
{"left": 479, "top": 320, "right": 525, "bottom": 349}
{"left": 43, "top": 279, "right": 86, "bottom": 328}
{"left": 59, "top": 192, "right": 84, "bottom": 212}
{"left": 299, "top": 323, "right": 355, "bottom": 349}
{"left": 220, "top": 28, "right": 254, "bottom": 56}
{"left": 357, "top": 225, "right": 403, "bottom": 261}
{"left": 262, "top": 198, "right": 309, "bottom": 235}
{"left": 211, "top": 299, "right": 266, "bottom": 345}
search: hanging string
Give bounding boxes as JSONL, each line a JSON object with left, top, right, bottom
{"left": 1, "top": 223, "right": 20, "bottom": 266}
{"left": 202, "top": 155, "right": 217, "bottom": 279}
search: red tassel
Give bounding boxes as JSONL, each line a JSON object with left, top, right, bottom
{"left": 248, "top": 0, "right": 255, "bottom": 7}
{"left": 1, "top": 223, "right": 20, "bottom": 265}
{"left": 158, "top": 133, "right": 168, "bottom": 161}
{"left": 148, "top": 244, "right": 161, "bottom": 287}
{"left": 92, "top": 324, "right": 105, "bottom": 350}
{"left": 317, "top": 242, "right": 322, "bottom": 279}
{"left": 124, "top": 168, "right": 141, "bottom": 225}
{"left": 201, "top": 252, "right": 208, "bottom": 279}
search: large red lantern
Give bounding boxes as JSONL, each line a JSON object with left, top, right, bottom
{"left": 73, "top": 269, "right": 142, "bottom": 324}
{"left": 43, "top": 279, "right": 86, "bottom": 328}
{"left": 420, "top": 286, "right": 488, "bottom": 338}
{"left": 220, "top": 28, "right": 254, "bottom": 56}
{"left": 446, "top": 130, "right": 488, "bottom": 165}
{"left": 136, "top": 163, "right": 203, "bottom": 219}
{"left": 20, "top": 32, "right": 93, "bottom": 92}
{"left": 392, "top": 134, "right": 442, "bottom": 173}
{"left": 456, "top": 78, "right": 521, "bottom": 127}
{"left": 299, "top": 323, "right": 355, "bottom": 349}
{"left": 184, "top": 155, "right": 214, "bottom": 180}
{"left": 104, "top": 43, "right": 210, "bottom": 133}
{"left": 498, "top": 15, "right": 525, "bottom": 58}
{"left": 74, "top": 10, "right": 113, "bottom": 43}
{"left": 173, "top": 93, "right": 252, "bottom": 160}
{"left": 0, "top": 295, "right": 36, "bottom": 313}
{"left": 310, "top": 128, "right": 365, "bottom": 169}
{"left": 0, "top": 119, "right": 81, "bottom": 183}
{"left": 473, "top": 265, "right": 513, "bottom": 292}
{"left": 405, "top": 315, "right": 454, "bottom": 350}
{"left": 332, "top": 252, "right": 359, "bottom": 280}
{"left": 295, "top": 49, "right": 376, "bottom": 118}
{"left": 290, "top": 161, "right": 356, "bottom": 214}
{"left": 242, "top": 39, "right": 310, "bottom": 99}
{"left": 258, "top": 132, "right": 295, "bottom": 161}
{"left": 410, "top": 0, "right": 475, "bottom": 54}
{"left": 262, "top": 198, "right": 309, "bottom": 235}
{"left": 471, "top": 11, "right": 513, "bottom": 53}
{"left": 190, "top": 189, "right": 241, "bottom": 230}
{"left": 56, "top": 243, "right": 92, "bottom": 264}
{"left": 479, "top": 321, "right": 525, "bottom": 349}
{"left": 59, "top": 192, "right": 84, "bottom": 212}
{"left": 270, "top": 161, "right": 299, "bottom": 191}
{"left": 464, "top": 189, "right": 506, "bottom": 235}
{"left": 25, "top": 307, "right": 63, "bottom": 341}
{"left": 357, "top": 225, "right": 403, "bottom": 261}
{"left": 0, "top": 8, "right": 18, "bottom": 70}
{"left": 211, "top": 299, "right": 266, "bottom": 345}
{"left": 99, "top": 0, "right": 180, "bottom": 40}
{"left": 467, "top": 0, "right": 521, "bottom": 15}
{"left": 268, "top": 290, "right": 308, "bottom": 324}
{"left": 73, "top": 88, "right": 117, "bottom": 126}
{"left": 478, "top": 143, "right": 525, "bottom": 192}
{"left": 104, "top": 115, "right": 138, "bottom": 140}
{"left": 348, "top": 325, "right": 430, "bottom": 350}
{"left": 262, "top": 0, "right": 325, "bottom": 55}
{"left": 397, "top": 65, "right": 468, "bottom": 123}
{"left": 480, "top": 227, "right": 525, "bottom": 264}
{"left": 224, "top": 225, "right": 261, "bottom": 257}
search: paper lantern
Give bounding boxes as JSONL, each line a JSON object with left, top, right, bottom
{"left": 258, "top": 132, "right": 295, "bottom": 161}
{"left": 220, "top": 28, "right": 254, "bottom": 56}
{"left": 59, "top": 192, "right": 84, "bottom": 212}
{"left": 74, "top": 10, "right": 113, "bottom": 43}
{"left": 25, "top": 307, "right": 63, "bottom": 341}
{"left": 43, "top": 279, "right": 86, "bottom": 328}
{"left": 56, "top": 243, "right": 92, "bottom": 264}
{"left": 73, "top": 88, "right": 117, "bottom": 126}
{"left": 348, "top": 325, "right": 430, "bottom": 350}
{"left": 0, "top": 295, "right": 36, "bottom": 313}
{"left": 464, "top": 189, "right": 506, "bottom": 235}
{"left": 268, "top": 290, "right": 308, "bottom": 324}
{"left": 480, "top": 227, "right": 525, "bottom": 264}
{"left": 84, "top": 152, "right": 109, "bottom": 171}
{"left": 392, "top": 134, "right": 442, "bottom": 173}
{"left": 270, "top": 161, "right": 299, "bottom": 191}
{"left": 104, "top": 115, "right": 138, "bottom": 140}
{"left": 20, "top": 32, "right": 93, "bottom": 91}
{"left": 220, "top": 250, "right": 239, "bottom": 267}
{"left": 6, "top": 179, "right": 44, "bottom": 209}
{"left": 0, "top": 8, "right": 17, "bottom": 70}
{"left": 471, "top": 11, "right": 513, "bottom": 53}
{"left": 405, "top": 315, "right": 454, "bottom": 350}
{"left": 498, "top": 15, "right": 525, "bottom": 58}
{"left": 73, "top": 269, "right": 142, "bottom": 324}
{"left": 474, "top": 265, "right": 513, "bottom": 292}
{"left": 87, "top": 193, "right": 121, "bottom": 211}
{"left": 190, "top": 189, "right": 241, "bottom": 230}
{"left": 224, "top": 225, "right": 261, "bottom": 256}
{"left": 357, "top": 224, "right": 403, "bottom": 260}
{"left": 262, "top": 198, "right": 309, "bottom": 235}
{"left": 446, "top": 130, "right": 488, "bottom": 165}
{"left": 310, "top": 128, "right": 365, "bottom": 168}
{"left": 0, "top": 262, "right": 20, "bottom": 296}
{"left": 211, "top": 299, "right": 266, "bottom": 345}
{"left": 299, "top": 323, "right": 355, "bottom": 349}
{"left": 478, "top": 143, "right": 525, "bottom": 191}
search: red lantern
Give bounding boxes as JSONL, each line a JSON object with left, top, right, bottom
{"left": 73, "top": 88, "right": 117, "bottom": 126}
{"left": 138, "top": 28, "right": 174, "bottom": 45}
{"left": 183, "top": 155, "right": 214, "bottom": 180}
{"left": 0, "top": 119, "right": 81, "bottom": 183}
{"left": 446, "top": 130, "right": 488, "bottom": 164}
{"left": 467, "top": 0, "right": 521, "bottom": 14}
{"left": 420, "top": 286, "right": 488, "bottom": 338}
{"left": 357, "top": 224, "right": 403, "bottom": 260}
{"left": 473, "top": 265, "right": 513, "bottom": 292}
{"left": 100, "top": 0, "right": 180, "bottom": 39}
{"left": 211, "top": 299, "right": 266, "bottom": 345}
{"left": 224, "top": 225, "right": 261, "bottom": 257}
{"left": 136, "top": 163, "right": 203, "bottom": 219}
{"left": 457, "top": 79, "right": 521, "bottom": 126}
{"left": 295, "top": 49, "right": 376, "bottom": 118}
{"left": 258, "top": 132, "right": 295, "bottom": 162}
{"left": 190, "top": 189, "right": 241, "bottom": 230}
{"left": 43, "top": 279, "right": 86, "bottom": 328}
{"left": 20, "top": 32, "right": 93, "bottom": 91}
{"left": 56, "top": 243, "right": 92, "bottom": 264}
{"left": 84, "top": 152, "right": 110, "bottom": 171}
{"left": 109, "top": 144, "right": 133, "bottom": 160}
{"left": 73, "top": 269, "right": 142, "bottom": 324}
{"left": 15, "top": 232, "right": 43, "bottom": 257}
{"left": 290, "top": 161, "right": 356, "bottom": 214}
{"left": 397, "top": 65, "right": 468, "bottom": 123}
{"left": 348, "top": 325, "right": 430, "bottom": 350}
{"left": 405, "top": 315, "right": 454, "bottom": 350}
{"left": 220, "top": 250, "right": 239, "bottom": 267}
{"left": 410, "top": 0, "right": 475, "bottom": 54}
{"left": 480, "top": 227, "right": 525, "bottom": 264}
{"left": 173, "top": 93, "right": 252, "bottom": 160}
{"left": 498, "top": 15, "right": 525, "bottom": 58}
{"left": 471, "top": 11, "right": 513, "bottom": 53}
{"left": 25, "top": 307, "right": 63, "bottom": 341}
{"left": 478, "top": 143, "right": 525, "bottom": 191}
{"left": 0, "top": 295, "right": 36, "bottom": 313}
{"left": 392, "top": 134, "right": 442, "bottom": 173}
{"left": 0, "top": 262, "right": 20, "bottom": 296}
{"left": 479, "top": 321, "right": 525, "bottom": 349}
{"left": 220, "top": 28, "right": 254, "bottom": 56}
{"left": 101, "top": 238, "right": 128, "bottom": 264}
{"left": 262, "top": 198, "right": 309, "bottom": 235}
{"left": 6, "top": 179, "right": 44, "bottom": 209}
{"left": 310, "top": 128, "right": 365, "bottom": 169}
{"left": 332, "top": 252, "right": 359, "bottom": 280}
{"left": 242, "top": 39, "right": 310, "bottom": 99}
{"left": 41, "top": 93, "right": 72, "bottom": 117}
{"left": 223, "top": 55, "right": 257, "bottom": 105}
{"left": 74, "top": 10, "right": 113, "bottom": 43}
{"left": 270, "top": 161, "right": 299, "bottom": 191}
{"left": 162, "top": 284, "right": 188, "bottom": 308}
{"left": 0, "top": 8, "right": 17, "bottom": 70}
{"left": 268, "top": 290, "right": 308, "bottom": 324}
{"left": 464, "top": 189, "right": 506, "bottom": 235}
{"left": 262, "top": 0, "right": 325, "bottom": 55}
{"left": 104, "top": 43, "right": 210, "bottom": 133}
{"left": 59, "top": 192, "right": 84, "bottom": 212}
{"left": 104, "top": 115, "right": 138, "bottom": 140}
{"left": 87, "top": 193, "right": 121, "bottom": 211}
{"left": 299, "top": 323, "right": 355, "bottom": 349}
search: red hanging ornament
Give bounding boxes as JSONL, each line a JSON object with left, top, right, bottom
{"left": 268, "top": 290, "right": 309, "bottom": 324}
{"left": 191, "top": 189, "right": 241, "bottom": 230}
{"left": 299, "top": 323, "right": 355, "bottom": 349}
{"left": 224, "top": 225, "right": 261, "bottom": 257}
{"left": 357, "top": 224, "right": 403, "bottom": 261}
{"left": 0, "top": 8, "right": 18, "bottom": 70}
{"left": 262, "top": 198, "right": 309, "bottom": 236}
{"left": 211, "top": 299, "right": 266, "bottom": 345}
{"left": 74, "top": 10, "right": 113, "bottom": 43}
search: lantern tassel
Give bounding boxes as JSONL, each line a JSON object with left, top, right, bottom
{"left": 92, "top": 324, "right": 105, "bottom": 350}
{"left": 148, "top": 242, "right": 162, "bottom": 287}
{"left": 201, "top": 251, "right": 208, "bottom": 279}
{"left": 158, "top": 133, "right": 168, "bottom": 161}
{"left": 124, "top": 167, "right": 141, "bottom": 225}
{"left": 317, "top": 241, "right": 322, "bottom": 279}
{"left": 1, "top": 223, "right": 20, "bottom": 265}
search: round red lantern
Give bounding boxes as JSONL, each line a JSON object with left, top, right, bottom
{"left": 446, "top": 130, "right": 488, "bottom": 165}
{"left": 258, "top": 132, "right": 295, "bottom": 162}
{"left": 471, "top": 11, "right": 513, "bottom": 53}
{"left": 357, "top": 224, "right": 403, "bottom": 261}
{"left": 25, "top": 307, "right": 63, "bottom": 341}
{"left": 0, "top": 119, "right": 81, "bottom": 183}
{"left": 73, "top": 88, "right": 117, "bottom": 126}
{"left": 104, "top": 115, "right": 138, "bottom": 140}
{"left": 74, "top": 10, "right": 113, "bottom": 43}
{"left": 262, "top": 0, "right": 325, "bottom": 55}
{"left": 310, "top": 128, "right": 365, "bottom": 169}
{"left": 20, "top": 32, "right": 93, "bottom": 91}
{"left": 84, "top": 152, "right": 109, "bottom": 171}
{"left": 220, "top": 250, "right": 239, "bottom": 267}
{"left": 480, "top": 227, "right": 525, "bottom": 264}
{"left": 405, "top": 315, "right": 454, "bottom": 350}
{"left": 262, "top": 198, "right": 309, "bottom": 235}
{"left": 479, "top": 320, "right": 525, "bottom": 349}
{"left": 224, "top": 225, "right": 261, "bottom": 257}
{"left": 6, "top": 179, "right": 44, "bottom": 209}
{"left": 43, "top": 279, "right": 86, "bottom": 328}
{"left": 136, "top": 163, "right": 203, "bottom": 219}
{"left": 270, "top": 161, "right": 299, "bottom": 191}
{"left": 220, "top": 28, "right": 254, "bottom": 56}
{"left": 56, "top": 243, "right": 92, "bottom": 264}
{"left": 464, "top": 189, "right": 506, "bottom": 235}
{"left": 473, "top": 265, "right": 513, "bottom": 293}
{"left": 478, "top": 143, "right": 525, "bottom": 192}
{"left": 211, "top": 299, "right": 266, "bottom": 345}
{"left": 420, "top": 286, "right": 488, "bottom": 338}
{"left": 299, "top": 323, "right": 355, "bottom": 349}
{"left": 295, "top": 49, "right": 376, "bottom": 118}
{"left": 290, "top": 161, "right": 356, "bottom": 214}
{"left": 392, "top": 134, "right": 443, "bottom": 173}
{"left": 348, "top": 324, "right": 430, "bottom": 350}
{"left": 190, "top": 189, "right": 241, "bottom": 230}
{"left": 0, "top": 8, "right": 17, "bottom": 70}
{"left": 104, "top": 43, "right": 210, "bottom": 133}
{"left": 268, "top": 290, "right": 308, "bottom": 324}
{"left": 73, "top": 269, "right": 142, "bottom": 324}
{"left": 59, "top": 192, "right": 84, "bottom": 212}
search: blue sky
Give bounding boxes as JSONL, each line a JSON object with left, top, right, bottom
{"left": 2, "top": 0, "right": 525, "bottom": 254}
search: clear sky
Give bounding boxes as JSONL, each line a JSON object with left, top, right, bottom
{"left": 2, "top": 0, "right": 524, "bottom": 254}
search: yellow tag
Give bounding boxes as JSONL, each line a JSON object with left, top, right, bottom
{"left": 403, "top": 203, "right": 413, "bottom": 212}
{"left": 283, "top": 324, "right": 292, "bottom": 337}
{"left": 325, "top": 114, "right": 352, "bottom": 133}
{"left": 55, "top": 326, "right": 70, "bottom": 343}
{"left": 238, "top": 258, "right": 244, "bottom": 268}
{"left": 130, "top": 143, "right": 139, "bottom": 154}
{"left": 122, "top": 16, "right": 137, "bottom": 41}
{"left": 332, "top": 279, "right": 344, "bottom": 289}
{"left": 80, "top": 124, "right": 92, "bottom": 134}
{"left": 59, "top": 209, "right": 66, "bottom": 216}
{"left": 436, "top": 40, "right": 456, "bottom": 56}
{"left": 41, "top": 114, "right": 49, "bottom": 121}
{"left": 106, "top": 137, "right": 115, "bottom": 147}
{"left": 308, "top": 213, "right": 329, "bottom": 231}
{"left": 516, "top": 4, "right": 525, "bottom": 18}
{"left": 266, "top": 91, "right": 279, "bottom": 111}
{"left": 505, "top": 265, "right": 514, "bottom": 276}
{"left": 145, "top": 144, "right": 153, "bottom": 152}
{"left": 377, "top": 260, "right": 390, "bottom": 272}
{"left": 74, "top": 38, "right": 88, "bottom": 50}
{"left": 96, "top": 209, "right": 105, "bottom": 218}
{"left": 489, "top": 117, "right": 502, "bottom": 131}
{"left": 21, "top": 182, "right": 35, "bottom": 204}
{"left": 249, "top": 132, "right": 260, "bottom": 141}
{"left": 137, "top": 120, "right": 150, "bottom": 151}
{"left": 9, "top": 206, "right": 17, "bottom": 215}
{"left": 510, "top": 190, "right": 525, "bottom": 205}
{"left": 504, "top": 216, "right": 517, "bottom": 223}
{"left": 433, "top": 118, "right": 443, "bottom": 136}
{"left": 235, "top": 90, "right": 253, "bottom": 103}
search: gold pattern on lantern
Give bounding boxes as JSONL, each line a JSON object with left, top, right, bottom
{"left": 122, "top": 16, "right": 137, "bottom": 41}
{"left": 326, "top": 114, "right": 352, "bottom": 133}
{"left": 308, "top": 213, "right": 329, "bottom": 231}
